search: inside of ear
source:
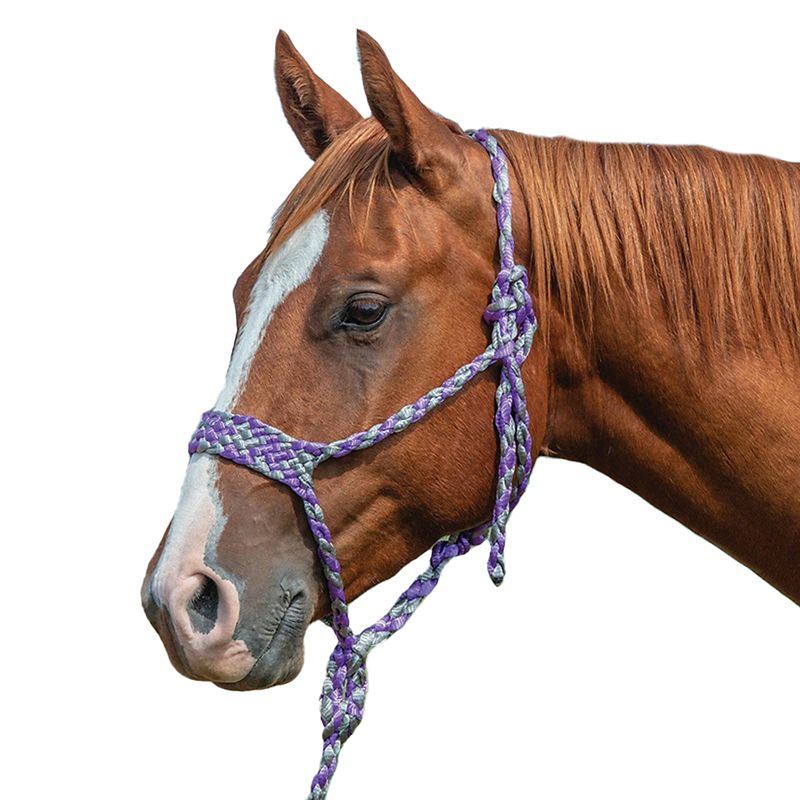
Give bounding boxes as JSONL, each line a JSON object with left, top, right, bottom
{"left": 277, "top": 68, "right": 328, "bottom": 153}
{"left": 275, "top": 32, "right": 361, "bottom": 160}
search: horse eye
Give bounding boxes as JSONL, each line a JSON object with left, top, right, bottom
{"left": 341, "top": 296, "right": 388, "bottom": 331}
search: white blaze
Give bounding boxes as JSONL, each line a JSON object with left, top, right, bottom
{"left": 150, "top": 210, "right": 330, "bottom": 606}
{"left": 216, "top": 209, "right": 330, "bottom": 411}
{"left": 149, "top": 455, "right": 224, "bottom": 608}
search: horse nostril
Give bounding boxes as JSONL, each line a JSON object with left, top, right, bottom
{"left": 188, "top": 575, "right": 219, "bottom": 634}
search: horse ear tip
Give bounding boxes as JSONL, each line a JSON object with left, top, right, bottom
{"left": 356, "top": 30, "right": 380, "bottom": 58}
{"left": 357, "top": 32, "right": 394, "bottom": 83}
{"left": 276, "top": 30, "right": 293, "bottom": 54}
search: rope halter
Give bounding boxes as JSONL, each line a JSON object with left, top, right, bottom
{"left": 187, "top": 129, "right": 537, "bottom": 799}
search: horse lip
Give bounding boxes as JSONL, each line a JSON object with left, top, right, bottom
{"left": 251, "top": 593, "right": 304, "bottom": 666}
{"left": 215, "top": 591, "right": 310, "bottom": 691}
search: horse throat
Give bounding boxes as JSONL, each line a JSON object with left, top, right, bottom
{"left": 541, "top": 294, "right": 800, "bottom": 605}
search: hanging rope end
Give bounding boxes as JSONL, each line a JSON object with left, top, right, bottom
{"left": 488, "top": 557, "right": 506, "bottom": 586}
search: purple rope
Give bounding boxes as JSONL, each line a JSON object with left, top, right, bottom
{"left": 187, "top": 130, "right": 537, "bottom": 798}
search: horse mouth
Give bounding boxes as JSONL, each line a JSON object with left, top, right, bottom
{"left": 215, "top": 592, "right": 311, "bottom": 691}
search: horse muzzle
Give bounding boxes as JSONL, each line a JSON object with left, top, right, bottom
{"left": 141, "top": 566, "right": 313, "bottom": 690}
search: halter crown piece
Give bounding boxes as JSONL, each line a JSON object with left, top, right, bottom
{"left": 188, "top": 130, "right": 537, "bottom": 798}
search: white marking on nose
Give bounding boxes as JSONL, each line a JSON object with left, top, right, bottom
{"left": 150, "top": 209, "right": 330, "bottom": 610}
{"left": 150, "top": 454, "right": 225, "bottom": 607}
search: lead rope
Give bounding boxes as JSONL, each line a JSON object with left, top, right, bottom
{"left": 304, "top": 129, "right": 536, "bottom": 799}
{"left": 187, "top": 130, "right": 537, "bottom": 799}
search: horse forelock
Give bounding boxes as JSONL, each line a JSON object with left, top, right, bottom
{"left": 266, "top": 117, "right": 395, "bottom": 259}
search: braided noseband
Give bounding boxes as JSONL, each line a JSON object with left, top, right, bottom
{"left": 188, "top": 130, "right": 537, "bottom": 798}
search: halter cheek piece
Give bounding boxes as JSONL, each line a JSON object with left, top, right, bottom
{"left": 188, "top": 130, "right": 537, "bottom": 799}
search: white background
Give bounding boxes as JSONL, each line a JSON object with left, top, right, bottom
{"left": 2, "top": 2, "right": 798, "bottom": 798}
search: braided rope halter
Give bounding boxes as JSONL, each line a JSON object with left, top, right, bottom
{"left": 188, "top": 130, "right": 537, "bottom": 798}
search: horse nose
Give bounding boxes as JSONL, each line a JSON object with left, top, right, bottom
{"left": 186, "top": 574, "right": 220, "bottom": 633}
{"left": 155, "top": 571, "right": 256, "bottom": 684}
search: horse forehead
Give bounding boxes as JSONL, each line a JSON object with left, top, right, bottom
{"left": 323, "top": 192, "right": 453, "bottom": 270}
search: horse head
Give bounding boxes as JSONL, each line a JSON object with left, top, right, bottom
{"left": 141, "top": 31, "right": 549, "bottom": 690}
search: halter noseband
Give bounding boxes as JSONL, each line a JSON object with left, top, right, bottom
{"left": 188, "top": 129, "right": 537, "bottom": 799}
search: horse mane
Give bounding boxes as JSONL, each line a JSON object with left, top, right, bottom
{"left": 268, "top": 117, "right": 800, "bottom": 358}
{"left": 495, "top": 130, "right": 800, "bottom": 358}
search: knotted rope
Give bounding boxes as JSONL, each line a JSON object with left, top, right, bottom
{"left": 188, "top": 130, "right": 537, "bottom": 799}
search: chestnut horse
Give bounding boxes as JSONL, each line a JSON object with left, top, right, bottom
{"left": 142, "top": 31, "right": 800, "bottom": 695}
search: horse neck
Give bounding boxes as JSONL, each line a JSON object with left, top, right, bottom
{"left": 510, "top": 189, "right": 800, "bottom": 607}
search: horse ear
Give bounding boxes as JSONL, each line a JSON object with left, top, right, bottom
{"left": 275, "top": 31, "right": 362, "bottom": 160}
{"left": 356, "top": 30, "right": 463, "bottom": 191}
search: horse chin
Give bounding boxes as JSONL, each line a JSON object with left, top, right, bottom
{"left": 214, "top": 596, "right": 311, "bottom": 691}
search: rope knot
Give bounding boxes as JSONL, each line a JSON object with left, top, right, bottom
{"left": 484, "top": 262, "right": 533, "bottom": 364}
